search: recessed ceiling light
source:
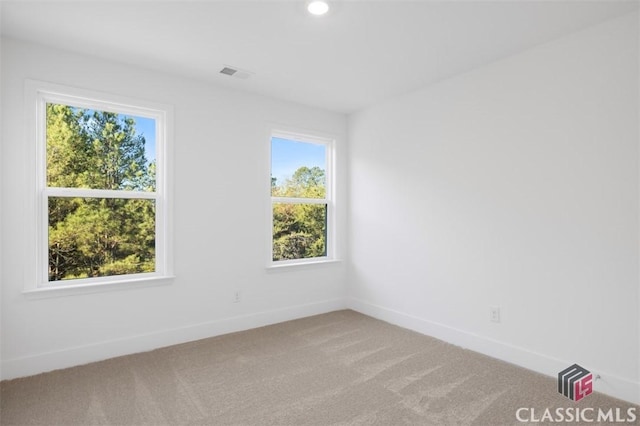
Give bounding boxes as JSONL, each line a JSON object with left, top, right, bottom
{"left": 307, "top": 1, "right": 329, "bottom": 16}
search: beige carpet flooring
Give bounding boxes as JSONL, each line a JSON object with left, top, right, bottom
{"left": 1, "top": 310, "right": 637, "bottom": 425}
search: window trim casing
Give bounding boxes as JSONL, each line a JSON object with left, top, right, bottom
{"left": 24, "top": 80, "right": 174, "bottom": 296}
{"left": 268, "top": 128, "right": 336, "bottom": 268}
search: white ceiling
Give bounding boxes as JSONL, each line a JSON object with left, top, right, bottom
{"left": 1, "top": 0, "right": 637, "bottom": 113}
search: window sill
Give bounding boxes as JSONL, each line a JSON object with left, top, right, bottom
{"left": 23, "top": 275, "right": 175, "bottom": 299}
{"left": 266, "top": 258, "right": 342, "bottom": 272}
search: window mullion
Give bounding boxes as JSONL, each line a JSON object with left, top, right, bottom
{"left": 271, "top": 196, "right": 327, "bottom": 204}
{"left": 45, "top": 187, "right": 157, "bottom": 200}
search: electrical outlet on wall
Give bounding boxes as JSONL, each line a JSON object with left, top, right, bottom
{"left": 233, "top": 290, "right": 241, "bottom": 303}
{"left": 490, "top": 306, "right": 501, "bottom": 323}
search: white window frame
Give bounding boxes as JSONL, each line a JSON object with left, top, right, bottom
{"left": 268, "top": 129, "right": 335, "bottom": 267}
{"left": 24, "top": 80, "right": 174, "bottom": 297}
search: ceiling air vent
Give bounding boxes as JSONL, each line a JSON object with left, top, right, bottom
{"left": 219, "top": 65, "right": 253, "bottom": 80}
{"left": 220, "top": 67, "right": 236, "bottom": 76}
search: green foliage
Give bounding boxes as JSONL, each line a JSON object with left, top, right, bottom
{"left": 46, "top": 104, "right": 156, "bottom": 281}
{"left": 271, "top": 166, "right": 325, "bottom": 199}
{"left": 272, "top": 166, "right": 327, "bottom": 261}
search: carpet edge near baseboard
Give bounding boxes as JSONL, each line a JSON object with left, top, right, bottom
{"left": 0, "top": 297, "right": 347, "bottom": 382}
{"left": 346, "top": 297, "right": 640, "bottom": 406}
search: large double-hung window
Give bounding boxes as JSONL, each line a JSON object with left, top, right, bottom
{"left": 270, "top": 130, "right": 334, "bottom": 265}
{"left": 26, "top": 81, "right": 173, "bottom": 293}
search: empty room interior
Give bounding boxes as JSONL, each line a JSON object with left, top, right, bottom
{"left": 1, "top": 0, "right": 639, "bottom": 424}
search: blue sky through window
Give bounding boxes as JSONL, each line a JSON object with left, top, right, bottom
{"left": 135, "top": 116, "right": 156, "bottom": 163}
{"left": 271, "top": 137, "right": 326, "bottom": 186}
{"left": 80, "top": 108, "right": 156, "bottom": 164}
{"left": 64, "top": 106, "right": 156, "bottom": 164}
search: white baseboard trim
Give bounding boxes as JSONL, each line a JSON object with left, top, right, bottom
{"left": 1, "top": 298, "right": 346, "bottom": 381}
{"left": 347, "top": 297, "right": 640, "bottom": 406}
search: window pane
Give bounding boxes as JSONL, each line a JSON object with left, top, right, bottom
{"left": 48, "top": 197, "right": 156, "bottom": 281}
{"left": 272, "top": 203, "right": 327, "bottom": 261}
{"left": 271, "top": 137, "right": 326, "bottom": 198}
{"left": 46, "top": 103, "right": 156, "bottom": 191}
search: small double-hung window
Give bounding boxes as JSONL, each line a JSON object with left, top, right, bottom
{"left": 270, "top": 131, "right": 334, "bottom": 265}
{"left": 27, "top": 81, "right": 173, "bottom": 292}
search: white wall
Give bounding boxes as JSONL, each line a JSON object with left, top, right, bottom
{"left": 348, "top": 12, "right": 639, "bottom": 404}
{"left": 0, "top": 38, "right": 348, "bottom": 379}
